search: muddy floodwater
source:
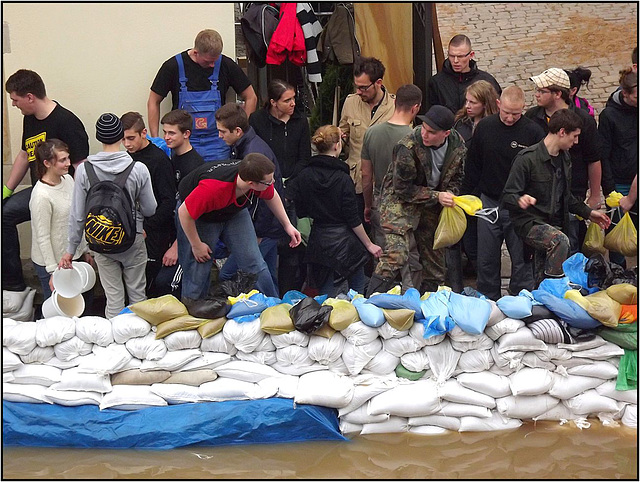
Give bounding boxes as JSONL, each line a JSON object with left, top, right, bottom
{"left": 2, "top": 421, "right": 637, "bottom": 479}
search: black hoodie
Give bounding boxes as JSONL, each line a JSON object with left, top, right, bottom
{"left": 599, "top": 90, "right": 638, "bottom": 195}
{"left": 427, "top": 59, "right": 502, "bottom": 113}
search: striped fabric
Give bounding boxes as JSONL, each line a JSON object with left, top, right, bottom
{"left": 296, "top": 3, "right": 323, "bottom": 83}
{"left": 529, "top": 318, "right": 573, "bottom": 344}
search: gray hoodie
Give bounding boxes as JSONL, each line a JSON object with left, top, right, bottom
{"left": 67, "top": 151, "right": 157, "bottom": 255}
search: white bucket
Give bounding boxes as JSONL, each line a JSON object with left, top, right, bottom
{"left": 72, "top": 261, "right": 96, "bottom": 292}
{"left": 41, "top": 290, "right": 85, "bottom": 318}
{"left": 52, "top": 267, "right": 83, "bottom": 298}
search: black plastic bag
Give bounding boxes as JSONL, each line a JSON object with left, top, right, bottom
{"left": 182, "top": 296, "right": 231, "bottom": 319}
{"left": 522, "top": 304, "right": 560, "bottom": 324}
{"left": 210, "top": 271, "right": 258, "bottom": 298}
{"left": 289, "top": 297, "right": 333, "bottom": 334}
{"left": 585, "top": 254, "right": 637, "bottom": 289}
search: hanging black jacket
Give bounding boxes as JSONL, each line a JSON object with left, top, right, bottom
{"left": 427, "top": 59, "right": 502, "bottom": 113}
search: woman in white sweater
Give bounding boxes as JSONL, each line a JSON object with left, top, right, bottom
{"left": 29, "top": 139, "right": 90, "bottom": 299}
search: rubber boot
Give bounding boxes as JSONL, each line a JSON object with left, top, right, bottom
{"left": 365, "top": 273, "right": 396, "bottom": 298}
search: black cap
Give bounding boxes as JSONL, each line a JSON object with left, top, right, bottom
{"left": 96, "top": 113, "right": 124, "bottom": 144}
{"left": 416, "top": 105, "right": 455, "bottom": 131}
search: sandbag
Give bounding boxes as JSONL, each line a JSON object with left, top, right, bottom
{"left": 271, "top": 330, "right": 308, "bottom": 348}
{"left": 53, "top": 336, "right": 93, "bottom": 362}
{"left": 363, "top": 349, "right": 400, "bottom": 375}
{"left": 222, "top": 318, "right": 266, "bottom": 353}
{"left": 368, "top": 379, "right": 440, "bottom": 417}
{"left": 3, "top": 321, "right": 37, "bottom": 355}
{"left": 433, "top": 205, "right": 467, "bottom": 249}
{"left": 125, "top": 332, "right": 168, "bottom": 361}
{"left": 456, "top": 349, "right": 493, "bottom": 373}
{"left": 382, "top": 308, "right": 414, "bottom": 331}
{"left": 163, "top": 330, "right": 202, "bottom": 351}
{"left": 324, "top": 298, "right": 359, "bottom": 330}
{"left": 289, "top": 297, "right": 332, "bottom": 334}
{"left": 457, "top": 371, "right": 511, "bottom": 399}
{"left": 35, "top": 316, "right": 76, "bottom": 347}
{"left": 295, "top": 371, "right": 355, "bottom": 408}
{"left": 548, "top": 373, "right": 604, "bottom": 400}
{"left": 182, "top": 296, "right": 230, "bottom": 320}
{"left": 197, "top": 317, "right": 227, "bottom": 339}
{"left": 352, "top": 297, "right": 385, "bottom": 328}
{"left": 259, "top": 303, "right": 294, "bottom": 334}
{"left": 496, "top": 295, "right": 532, "bottom": 319}
{"left": 604, "top": 211, "right": 637, "bottom": 257}
{"left": 508, "top": 367, "right": 554, "bottom": 396}
{"left": 496, "top": 394, "right": 559, "bottom": 419}
{"left": 155, "top": 315, "right": 210, "bottom": 339}
{"left": 365, "top": 288, "right": 423, "bottom": 320}
{"left": 564, "top": 388, "right": 621, "bottom": 415}
{"left": 341, "top": 321, "right": 379, "bottom": 346}
{"left": 200, "top": 332, "right": 237, "bottom": 356}
{"left": 74, "top": 316, "right": 114, "bottom": 346}
{"left": 606, "top": 283, "right": 637, "bottom": 305}
{"left": 341, "top": 338, "right": 382, "bottom": 376}
{"left": 439, "top": 378, "right": 496, "bottom": 408}
{"left": 129, "top": 295, "right": 188, "bottom": 325}
{"left": 584, "top": 291, "right": 622, "bottom": 327}
{"left": 532, "top": 289, "right": 602, "bottom": 330}
{"left": 100, "top": 385, "right": 168, "bottom": 410}
{"left": 111, "top": 313, "right": 151, "bottom": 344}
{"left": 400, "top": 350, "right": 430, "bottom": 373}
{"left": 307, "top": 332, "right": 346, "bottom": 364}
{"left": 448, "top": 293, "right": 491, "bottom": 335}
{"left": 424, "top": 338, "right": 461, "bottom": 384}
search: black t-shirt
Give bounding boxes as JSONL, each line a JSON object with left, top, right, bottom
{"left": 150, "top": 51, "right": 252, "bottom": 110}
{"left": 22, "top": 102, "right": 89, "bottom": 185}
{"left": 171, "top": 147, "right": 205, "bottom": 190}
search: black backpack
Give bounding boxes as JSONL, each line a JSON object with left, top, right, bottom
{"left": 83, "top": 161, "right": 137, "bottom": 254}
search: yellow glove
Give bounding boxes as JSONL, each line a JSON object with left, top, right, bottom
{"left": 3, "top": 185, "right": 14, "bottom": 200}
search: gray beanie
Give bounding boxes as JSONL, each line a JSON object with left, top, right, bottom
{"left": 96, "top": 113, "right": 124, "bottom": 144}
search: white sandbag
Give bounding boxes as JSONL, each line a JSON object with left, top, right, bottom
{"left": 377, "top": 323, "right": 408, "bottom": 340}
{"left": 139, "top": 348, "right": 202, "bottom": 372}
{"left": 360, "top": 416, "right": 408, "bottom": 434}
{"left": 76, "top": 344, "right": 133, "bottom": 375}
{"left": 3, "top": 288, "right": 31, "bottom": 314}
{"left": 424, "top": 338, "right": 461, "bottom": 384}
{"left": 368, "top": 379, "right": 440, "bottom": 417}
{"left": 149, "top": 383, "right": 202, "bottom": 404}
{"left": 199, "top": 378, "right": 271, "bottom": 401}
{"left": 484, "top": 317, "right": 525, "bottom": 341}
{"left": 488, "top": 363, "right": 516, "bottom": 377}
{"left": 422, "top": 333, "right": 446, "bottom": 346}
{"left": 486, "top": 299, "right": 507, "bottom": 327}
{"left": 307, "top": 332, "right": 346, "bottom": 364}
{"left": 548, "top": 373, "right": 604, "bottom": 400}
{"left": 200, "top": 332, "right": 238, "bottom": 355}
{"left": 53, "top": 367, "right": 112, "bottom": 393}
{"left": 408, "top": 425, "right": 449, "bottom": 435}
{"left": 18, "top": 345, "right": 55, "bottom": 364}
{"left": 44, "top": 355, "right": 82, "bottom": 370}
{"left": 341, "top": 321, "right": 380, "bottom": 346}
{"left": 255, "top": 335, "right": 275, "bottom": 352}
{"left": 458, "top": 411, "right": 522, "bottom": 432}
{"left": 118, "top": 357, "right": 142, "bottom": 372}
{"left": 3, "top": 321, "right": 37, "bottom": 355}
{"left": 11, "top": 364, "right": 62, "bottom": 387}
{"left": 44, "top": 388, "right": 102, "bottom": 406}
{"left": 456, "top": 349, "right": 493, "bottom": 373}
{"left": 2, "top": 383, "right": 50, "bottom": 403}
{"left": 257, "top": 374, "right": 299, "bottom": 399}
{"left": 496, "top": 394, "right": 560, "bottom": 419}
{"left": 570, "top": 342, "right": 625, "bottom": 360}
{"left": 536, "top": 346, "right": 572, "bottom": 362}
{"left": 3, "top": 348, "right": 23, "bottom": 372}
{"left": 382, "top": 335, "right": 423, "bottom": 357}
{"left": 408, "top": 414, "right": 461, "bottom": 431}
{"left": 327, "top": 357, "right": 350, "bottom": 375}
{"left": 338, "top": 374, "right": 399, "bottom": 416}
{"left": 111, "top": 312, "right": 151, "bottom": 344}
{"left": 533, "top": 402, "right": 582, "bottom": 421}
{"left": 457, "top": 371, "right": 512, "bottom": 399}
{"left": 363, "top": 350, "right": 400, "bottom": 375}
{"left": 553, "top": 357, "right": 594, "bottom": 369}
{"left": 176, "top": 352, "right": 231, "bottom": 371}
{"left": 99, "top": 385, "right": 168, "bottom": 410}
{"left": 490, "top": 345, "right": 524, "bottom": 372}
{"left": 496, "top": 326, "right": 547, "bottom": 354}
{"left": 162, "top": 370, "right": 217, "bottom": 386}
{"left": 275, "top": 345, "right": 314, "bottom": 367}
{"left": 558, "top": 335, "right": 607, "bottom": 351}
{"left": 271, "top": 330, "right": 309, "bottom": 348}
{"left": 564, "top": 389, "right": 621, "bottom": 415}
{"left": 295, "top": 371, "right": 355, "bottom": 408}
{"left": 407, "top": 322, "right": 430, "bottom": 348}
{"left": 5, "top": 288, "right": 36, "bottom": 321}
{"left": 567, "top": 361, "right": 619, "bottom": 380}
{"left": 339, "top": 420, "right": 363, "bottom": 435}
{"left": 438, "top": 378, "right": 496, "bottom": 408}
{"left": 595, "top": 380, "right": 638, "bottom": 404}
{"left": 342, "top": 338, "right": 382, "bottom": 376}
{"left": 222, "top": 318, "right": 265, "bottom": 353}
{"left": 433, "top": 401, "right": 491, "bottom": 418}
{"left": 74, "top": 316, "right": 114, "bottom": 346}
{"left": 163, "top": 330, "right": 202, "bottom": 351}
{"left": 400, "top": 350, "right": 430, "bottom": 373}
{"left": 53, "top": 336, "right": 93, "bottom": 362}
{"left": 341, "top": 403, "right": 389, "bottom": 424}
{"left": 35, "top": 316, "right": 75, "bottom": 347}
{"left": 521, "top": 352, "right": 555, "bottom": 370}
{"left": 236, "top": 350, "right": 277, "bottom": 365}
{"left": 449, "top": 334, "right": 493, "bottom": 353}
{"left": 271, "top": 361, "right": 328, "bottom": 377}
{"left": 214, "top": 360, "right": 281, "bottom": 382}
{"left": 621, "top": 404, "right": 637, "bottom": 428}
{"left": 509, "top": 368, "right": 554, "bottom": 396}
{"left": 125, "top": 332, "right": 168, "bottom": 361}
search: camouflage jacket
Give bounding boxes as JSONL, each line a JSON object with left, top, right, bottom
{"left": 377, "top": 126, "right": 466, "bottom": 234}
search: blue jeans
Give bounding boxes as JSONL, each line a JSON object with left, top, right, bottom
{"left": 176, "top": 206, "right": 277, "bottom": 299}
{"left": 33, "top": 263, "right": 53, "bottom": 301}
{"left": 219, "top": 236, "right": 279, "bottom": 293}
{"left": 2, "top": 187, "right": 32, "bottom": 291}
{"left": 318, "top": 266, "right": 365, "bottom": 298}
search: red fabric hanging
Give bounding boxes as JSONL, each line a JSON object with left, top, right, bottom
{"left": 266, "top": 2, "right": 307, "bottom": 66}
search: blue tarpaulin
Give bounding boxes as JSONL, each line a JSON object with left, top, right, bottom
{"left": 2, "top": 398, "right": 347, "bottom": 450}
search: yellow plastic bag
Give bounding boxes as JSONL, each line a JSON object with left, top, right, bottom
{"left": 582, "top": 221, "right": 606, "bottom": 256}
{"left": 155, "top": 314, "right": 211, "bottom": 339}
{"left": 433, "top": 205, "right": 467, "bottom": 250}
{"left": 197, "top": 317, "right": 227, "bottom": 338}
{"left": 606, "top": 283, "right": 638, "bottom": 305}
{"left": 323, "top": 298, "right": 359, "bottom": 330}
{"left": 604, "top": 212, "right": 638, "bottom": 257}
{"left": 259, "top": 303, "right": 294, "bottom": 335}
{"left": 129, "top": 294, "right": 188, "bottom": 325}
{"left": 453, "top": 195, "right": 482, "bottom": 216}
{"left": 606, "top": 191, "right": 623, "bottom": 208}
{"left": 228, "top": 289, "right": 259, "bottom": 304}
{"left": 584, "top": 291, "right": 622, "bottom": 328}
{"left": 382, "top": 308, "right": 415, "bottom": 331}
{"left": 564, "top": 289, "right": 591, "bottom": 312}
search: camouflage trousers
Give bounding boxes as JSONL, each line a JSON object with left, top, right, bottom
{"left": 524, "top": 223, "right": 570, "bottom": 285}
{"left": 375, "top": 206, "right": 445, "bottom": 290}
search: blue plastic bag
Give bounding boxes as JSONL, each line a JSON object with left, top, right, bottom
{"left": 420, "top": 316, "right": 455, "bottom": 339}
{"left": 352, "top": 297, "right": 386, "bottom": 327}
{"left": 562, "top": 253, "right": 589, "bottom": 288}
{"left": 496, "top": 295, "right": 532, "bottom": 319}
{"left": 365, "top": 288, "right": 424, "bottom": 320}
{"left": 282, "top": 290, "right": 307, "bottom": 305}
{"left": 420, "top": 290, "right": 451, "bottom": 323}
{"left": 538, "top": 276, "right": 571, "bottom": 298}
{"left": 448, "top": 292, "right": 492, "bottom": 335}
{"left": 147, "top": 135, "right": 172, "bottom": 158}
{"left": 227, "top": 293, "right": 279, "bottom": 319}
{"left": 531, "top": 289, "right": 602, "bottom": 330}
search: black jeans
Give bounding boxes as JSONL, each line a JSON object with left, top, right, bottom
{"left": 2, "top": 188, "right": 32, "bottom": 291}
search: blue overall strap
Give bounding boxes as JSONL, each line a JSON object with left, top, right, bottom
{"left": 209, "top": 55, "right": 222, "bottom": 88}
{"left": 175, "top": 53, "right": 188, "bottom": 93}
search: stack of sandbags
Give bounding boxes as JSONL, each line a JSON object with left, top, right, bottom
{"left": 3, "top": 288, "right": 36, "bottom": 322}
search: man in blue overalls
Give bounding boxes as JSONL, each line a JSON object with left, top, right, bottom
{"left": 147, "top": 29, "right": 258, "bottom": 162}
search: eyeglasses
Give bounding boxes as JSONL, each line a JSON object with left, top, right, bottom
{"left": 535, "top": 88, "right": 553, "bottom": 95}
{"left": 257, "top": 178, "right": 274, "bottom": 186}
{"left": 447, "top": 51, "right": 472, "bottom": 61}
{"left": 355, "top": 81, "right": 375, "bottom": 92}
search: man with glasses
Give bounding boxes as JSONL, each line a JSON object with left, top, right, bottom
{"left": 427, "top": 35, "right": 502, "bottom": 113}
{"left": 214, "top": 103, "right": 284, "bottom": 291}
{"left": 524, "top": 68, "right": 603, "bottom": 255}
{"left": 339, "top": 56, "right": 396, "bottom": 222}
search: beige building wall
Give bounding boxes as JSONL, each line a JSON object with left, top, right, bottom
{"left": 3, "top": 2, "right": 236, "bottom": 175}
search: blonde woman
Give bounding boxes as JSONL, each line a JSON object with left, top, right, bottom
{"left": 453, "top": 80, "right": 499, "bottom": 144}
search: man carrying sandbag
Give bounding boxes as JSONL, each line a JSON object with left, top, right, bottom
{"left": 367, "top": 106, "right": 466, "bottom": 295}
